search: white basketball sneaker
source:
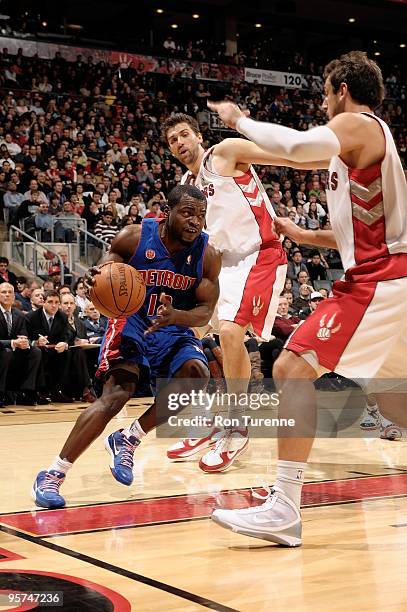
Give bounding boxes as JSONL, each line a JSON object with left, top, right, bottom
{"left": 211, "top": 486, "right": 302, "bottom": 547}
{"left": 167, "top": 427, "right": 221, "bottom": 459}
{"left": 359, "top": 404, "right": 382, "bottom": 430}
{"left": 199, "top": 428, "right": 249, "bottom": 473}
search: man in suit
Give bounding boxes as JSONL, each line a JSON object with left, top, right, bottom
{"left": 59, "top": 292, "right": 96, "bottom": 403}
{"left": 26, "top": 290, "right": 73, "bottom": 403}
{"left": 0, "top": 282, "right": 44, "bottom": 406}
{"left": 84, "top": 302, "right": 108, "bottom": 343}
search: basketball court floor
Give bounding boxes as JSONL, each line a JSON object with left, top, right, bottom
{"left": 1, "top": 393, "right": 407, "bottom": 611}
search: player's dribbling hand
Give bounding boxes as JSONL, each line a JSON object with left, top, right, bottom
{"left": 83, "top": 266, "right": 102, "bottom": 297}
{"left": 145, "top": 293, "right": 176, "bottom": 334}
{"left": 207, "top": 100, "right": 250, "bottom": 130}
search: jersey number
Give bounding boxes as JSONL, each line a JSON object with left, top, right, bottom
{"left": 147, "top": 293, "right": 173, "bottom": 316}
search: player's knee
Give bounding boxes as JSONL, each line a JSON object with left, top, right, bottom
{"left": 219, "top": 326, "right": 245, "bottom": 352}
{"left": 101, "top": 377, "right": 134, "bottom": 410}
{"left": 180, "top": 359, "right": 210, "bottom": 382}
{"left": 272, "top": 352, "right": 294, "bottom": 381}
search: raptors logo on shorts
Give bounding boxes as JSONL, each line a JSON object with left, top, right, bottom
{"left": 252, "top": 296, "right": 264, "bottom": 316}
{"left": 316, "top": 313, "right": 341, "bottom": 341}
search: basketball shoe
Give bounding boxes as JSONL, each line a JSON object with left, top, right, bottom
{"left": 211, "top": 486, "right": 302, "bottom": 546}
{"left": 199, "top": 428, "right": 249, "bottom": 472}
{"left": 167, "top": 426, "right": 221, "bottom": 459}
{"left": 359, "top": 403, "right": 382, "bottom": 430}
{"left": 32, "top": 470, "right": 66, "bottom": 509}
{"left": 104, "top": 430, "right": 140, "bottom": 486}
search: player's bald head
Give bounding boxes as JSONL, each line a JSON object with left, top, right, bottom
{"left": 167, "top": 184, "right": 206, "bottom": 209}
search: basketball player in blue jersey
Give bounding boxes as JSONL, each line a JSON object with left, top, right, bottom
{"left": 33, "top": 185, "right": 221, "bottom": 509}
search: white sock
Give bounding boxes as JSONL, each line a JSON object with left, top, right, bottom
{"left": 48, "top": 456, "right": 73, "bottom": 475}
{"left": 122, "top": 419, "right": 146, "bottom": 440}
{"left": 275, "top": 459, "right": 306, "bottom": 510}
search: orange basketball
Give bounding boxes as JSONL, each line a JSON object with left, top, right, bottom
{"left": 90, "top": 262, "right": 146, "bottom": 318}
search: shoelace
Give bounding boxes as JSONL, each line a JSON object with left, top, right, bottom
{"left": 119, "top": 438, "right": 137, "bottom": 468}
{"left": 43, "top": 473, "right": 63, "bottom": 493}
{"left": 212, "top": 429, "right": 232, "bottom": 453}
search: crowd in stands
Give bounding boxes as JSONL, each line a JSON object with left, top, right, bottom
{"left": 0, "top": 256, "right": 107, "bottom": 407}
{"left": 0, "top": 44, "right": 405, "bottom": 403}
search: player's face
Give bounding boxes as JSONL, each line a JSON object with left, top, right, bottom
{"left": 166, "top": 123, "right": 203, "bottom": 167}
{"left": 168, "top": 197, "right": 207, "bottom": 246}
{"left": 323, "top": 78, "right": 345, "bottom": 120}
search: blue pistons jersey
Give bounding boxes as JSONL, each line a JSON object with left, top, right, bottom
{"left": 127, "top": 218, "right": 209, "bottom": 332}
{"left": 97, "top": 218, "right": 210, "bottom": 385}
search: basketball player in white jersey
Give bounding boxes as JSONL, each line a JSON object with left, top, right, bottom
{"left": 162, "top": 113, "right": 288, "bottom": 472}
{"left": 208, "top": 51, "right": 407, "bottom": 545}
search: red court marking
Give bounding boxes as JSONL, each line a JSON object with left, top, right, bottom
{"left": 1, "top": 475, "right": 407, "bottom": 537}
{"left": 0, "top": 547, "right": 25, "bottom": 562}
{"left": 0, "top": 569, "right": 131, "bottom": 611}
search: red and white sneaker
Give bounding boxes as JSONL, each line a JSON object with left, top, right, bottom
{"left": 199, "top": 428, "right": 249, "bottom": 473}
{"left": 167, "top": 428, "right": 220, "bottom": 459}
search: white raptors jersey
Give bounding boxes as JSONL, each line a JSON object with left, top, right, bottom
{"left": 182, "top": 148, "right": 279, "bottom": 256}
{"left": 326, "top": 113, "right": 407, "bottom": 272}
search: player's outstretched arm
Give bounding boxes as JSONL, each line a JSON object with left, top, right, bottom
{"left": 274, "top": 217, "right": 338, "bottom": 249}
{"left": 208, "top": 100, "right": 341, "bottom": 164}
{"left": 214, "top": 137, "right": 330, "bottom": 171}
{"left": 145, "top": 245, "right": 221, "bottom": 333}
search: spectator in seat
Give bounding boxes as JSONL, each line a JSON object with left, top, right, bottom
{"left": 292, "top": 283, "right": 313, "bottom": 314}
{"left": 33, "top": 201, "right": 53, "bottom": 241}
{"left": 297, "top": 291, "right": 325, "bottom": 320}
{"left": 118, "top": 176, "right": 134, "bottom": 205}
{"left": 126, "top": 194, "right": 146, "bottom": 218}
{"left": 107, "top": 191, "right": 125, "bottom": 220}
{"left": 48, "top": 180, "right": 67, "bottom": 209}
{"left": 292, "top": 269, "right": 312, "bottom": 299}
{"left": 15, "top": 276, "right": 32, "bottom": 312}
{"left": 0, "top": 282, "right": 44, "bottom": 406}
{"left": 0, "top": 257, "right": 17, "bottom": 289}
{"left": 30, "top": 288, "right": 44, "bottom": 311}
{"left": 306, "top": 250, "right": 328, "bottom": 281}
{"left": 94, "top": 210, "right": 118, "bottom": 244}
{"left": 287, "top": 249, "right": 308, "bottom": 281}
{"left": 282, "top": 290, "right": 295, "bottom": 315}
{"left": 13, "top": 189, "right": 41, "bottom": 228}
{"left": 136, "top": 161, "right": 154, "bottom": 186}
{"left": 73, "top": 278, "right": 90, "bottom": 314}
{"left": 303, "top": 194, "right": 326, "bottom": 219}
{"left": 84, "top": 302, "right": 108, "bottom": 343}
{"left": 55, "top": 201, "right": 80, "bottom": 242}
{"left": 59, "top": 292, "right": 96, "bottom": 403}
{"left": 3, "top": 182, "right": 24, "bottom": 221}
{"left": 126, "top": 203, "right": 143, "bottom": 225}
{"left": 26, "top": 290, "right": 73, "bottom": 403}
{"left": 305, "top": 201, "right": 320, "bottom": 229}
{"left": 23, "top": 179, "right": 48, "bottom": 206}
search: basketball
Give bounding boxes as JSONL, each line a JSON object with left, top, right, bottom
{"left": 90, "top": 262, "right": 146, "bottom": 318}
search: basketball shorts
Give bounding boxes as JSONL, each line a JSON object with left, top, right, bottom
{"left": 215, "top": 244, "right": 287, "bottom": 340}
{"left": 97, "top": 317, "right": 208, "bottom": 390}
{"left": 286, "top": 273, "right": 407, "bottom": 387}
